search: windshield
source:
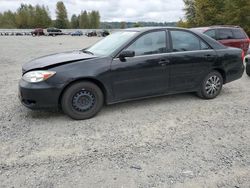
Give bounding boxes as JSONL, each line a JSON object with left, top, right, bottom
{"left": 87, "top": 31, "right": 137, "bottom": 56}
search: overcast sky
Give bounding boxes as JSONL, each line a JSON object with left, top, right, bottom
{"left": 0, "top": 0, "right": 185, "bottom": 22}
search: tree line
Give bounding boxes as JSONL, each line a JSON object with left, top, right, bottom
{"left": 178, "top": 0, "right": 250, "bottom": 35}
{"left": 101, "top": 21, "right": 177, "bottom": 29}
{"left": 0, "top": 1, "right": 101, "bottom": 29}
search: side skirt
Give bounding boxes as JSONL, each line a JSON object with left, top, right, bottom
{"left": 106, "top": 89, "right": 199, "bottom": 105}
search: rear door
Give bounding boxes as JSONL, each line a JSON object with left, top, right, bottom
{"left": 167, "top": 29, "right": 217, "bottom": 91}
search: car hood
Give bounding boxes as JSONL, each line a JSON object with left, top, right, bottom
{"left": 22, "top": 50, "right": 97, "bottom": 73}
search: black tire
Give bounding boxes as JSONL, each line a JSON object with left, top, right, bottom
{"left": 197, "top": 71, "right": 223, "bottom": 99}
{"left": 246, "top": 64, "right": 250, "bottom": 76}
{"left": 61, "top": 81, "right": 104, "bottom": 120}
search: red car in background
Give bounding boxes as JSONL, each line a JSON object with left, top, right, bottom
{"left": 31, "top": 28, "right": 44, "bottom": 36}
{"left": 192, "top": 26, "right": 249, "bottom": 55}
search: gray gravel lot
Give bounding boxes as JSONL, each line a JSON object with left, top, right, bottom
{"left": 0, "top": 36, "right": 250, "bottom": 188}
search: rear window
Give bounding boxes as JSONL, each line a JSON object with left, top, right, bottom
{"left": 218, "top": 29, "right": 234, "bottom": 40}
{"left": 232, "top": 29, "right": 246, "bottom": 39}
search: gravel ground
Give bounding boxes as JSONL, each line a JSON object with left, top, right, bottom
{"left": 0, "top": 36, "right": 250, "bottom": 188}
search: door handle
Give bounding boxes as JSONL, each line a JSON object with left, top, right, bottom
{"left": 158, "top": 59, "right": 170, "bottom": 66}
{"left": 205, "top": 54, "right": 214, "bottom": 61}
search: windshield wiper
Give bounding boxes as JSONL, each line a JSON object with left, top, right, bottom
{"left": 82, "top": 49, "right": 94, "bottom": 55}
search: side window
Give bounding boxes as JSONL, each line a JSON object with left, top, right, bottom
{"left": 170, "top": 30, "right": 210, "bottom": 52}
{"left": 126, "top": 31, "right": 167, "bottom": 56}
{"left": 204, "top": 29, "right": 216, "bottom": 39}
{"left": 218, "top": 29, "right": 234, "bottom": 40}
{"left": 232, "top": 29, "right": 246, "bottom": 39}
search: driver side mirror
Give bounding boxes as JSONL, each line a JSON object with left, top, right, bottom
{"left": 119, "top": 50, "right": 135, "bottom": 61}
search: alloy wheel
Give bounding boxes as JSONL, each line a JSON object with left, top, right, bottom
{"left": 205, "top": 75, "right": 221, "bottom": 96}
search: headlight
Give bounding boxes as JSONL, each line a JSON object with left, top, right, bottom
{"left": 22, "top": 70, "right": 56, "bottom": 83}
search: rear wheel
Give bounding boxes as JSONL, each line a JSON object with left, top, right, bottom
{"left": 246, "top": 64, "right": 250, "bottom": 76}
{"left": 61, "top": 81, "right": 104, "bottom": 120}
{"left": 197, "top": 71, "right": 223, "bottom": 99}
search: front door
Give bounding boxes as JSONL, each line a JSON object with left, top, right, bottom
{"left": 111, "top": 30, "right": 170, "bottom": 101}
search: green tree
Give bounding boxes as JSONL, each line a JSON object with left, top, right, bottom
{"left": 176, "top": 19, "right": 189, "bottom": 28}
{"left": 14, "top": 4, "right": 51, "bottom": 28}
{"left": 0, "top": 2, "right": 106, "bottom": 30}
{"left": 79, "top": 10, "right": 89, "bottom": 29}
{"left": 88, "top": 11, "right": 100, "bottom": 29}
{"left": 27, "top": 5, "right": 36, "bottom": 27}
{"left": 33, "top": 5, "right": 51, "bottom": 28}
{"left": 223, "top": 0, "right": 250, "bottom": 35}
{"left": 70, "top": 14, "right": 79, "bottom": 28}
{"left": 55, "top": 1, "right": 69, "bottom": 28}
{"left": 15, "top": 4, "right": 30, "bottom": 28}
{"left": 180, "top": 0, "right": 250, "bottom": 35}
{"left": 194, "top": 0, "right": 225, "bottom": 26}
{"left": 0, "top": 11, "right": 16, "bottom": 28}
{"left": 183, "top": 0, "right": 196, "bottom": 27}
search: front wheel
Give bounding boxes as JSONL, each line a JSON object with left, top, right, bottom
{"left": 197, "top": 71, "right": 223, "bottom": 99}
{"left": 246, "top": 64, "right": 250, "bottom": 76}
{"left": 61, "top": 81, "right": 104, "bottom": 120}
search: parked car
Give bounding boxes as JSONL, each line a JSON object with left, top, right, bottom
{"left": 19, "top": 27, "right": 245, "bottom": 120}
{"left": 71, "top": 31, "right": 83, "bottom": 36}
{"left": 86, "top": 31, "right": 97, "bottom": 37}
{"left": 44, "top": 28, "right": 63, "bottom": 36}
{"left": 192, "top": 26, "right": 249, "bottom": 55}
{"left": 96, "top": 31, "right": 108, "bottom": 37}
{"left": 31, "top": 28, "right": 44, "bottom": 36}
{"left": 245, "top": 55, "right": 250, "bottom": 76}
{"left": 15, "top": 32, "right": 23, "bottom": 36}
{"left": 100, "top": 30, "right": 110, "bottom": 37}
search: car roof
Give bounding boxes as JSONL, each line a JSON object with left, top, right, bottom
{"left": 192, "top": 25, "right": 242, "bottom": 31}
{"left": 123, "top": 27, "right": 189, "bottom": 32}
{"left": 123, "top": 26, "right": 226, "bottom": 49}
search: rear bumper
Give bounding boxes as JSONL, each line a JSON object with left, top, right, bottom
{"left": 225, "top": 64, "right": 245, "bottom": 83}
{"left": 18, "top": 79, "right": 63, "bottom": 109}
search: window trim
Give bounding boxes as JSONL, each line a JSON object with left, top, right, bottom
{"left": 168, "top": 29, "right": 212, "bottom": 53}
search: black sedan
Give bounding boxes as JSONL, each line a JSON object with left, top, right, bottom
{"left": 19, "top": 27, "right": 245, "bottom": 120}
